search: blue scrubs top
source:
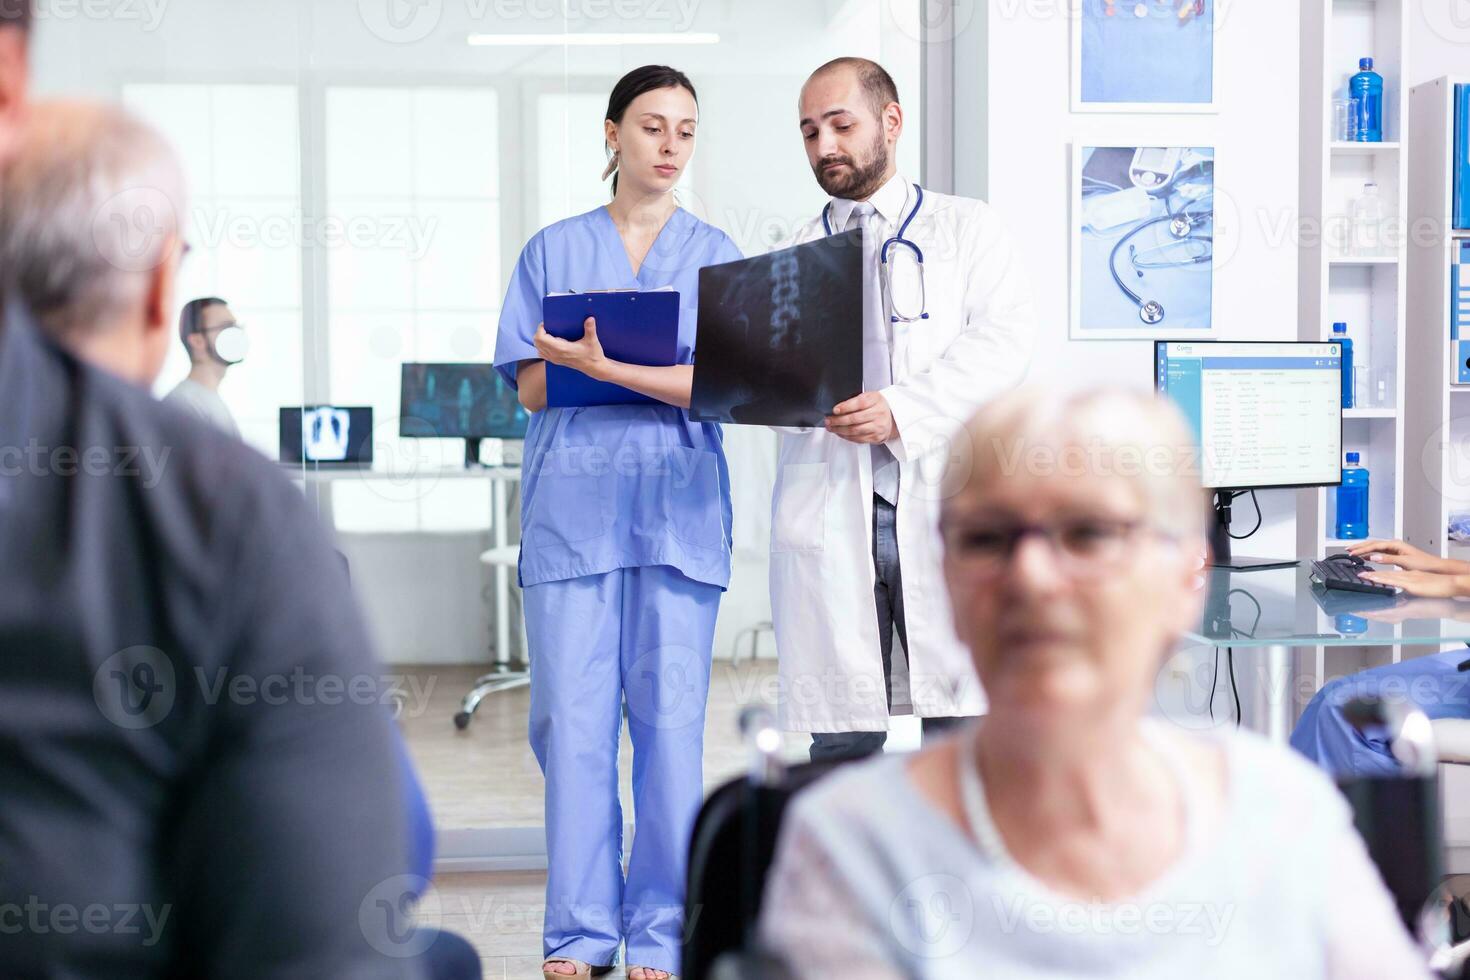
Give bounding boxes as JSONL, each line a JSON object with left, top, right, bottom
{"left": 494, "top": 205, "right": 742, "bottom": 591}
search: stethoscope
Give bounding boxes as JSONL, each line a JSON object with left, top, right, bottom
{"left": 821, "top": 183, "right": 929, "bottom": 322}
{"left": 1105, "top": 172, "right": 1213, "bottom": 325}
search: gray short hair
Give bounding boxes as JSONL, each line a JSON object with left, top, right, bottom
{"left": 948, "top": 386, "right": 1211, "bottom": 540}
{"left": 0, "top": 100, "right": 187, "bottom": 342}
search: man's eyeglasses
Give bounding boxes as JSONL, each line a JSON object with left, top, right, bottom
{"left": 940, "top": 518, "right": 1173, "bottom": 578}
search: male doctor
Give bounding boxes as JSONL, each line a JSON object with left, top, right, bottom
{"left": 772, "top": 57, "right": 1036, "bottom": 761}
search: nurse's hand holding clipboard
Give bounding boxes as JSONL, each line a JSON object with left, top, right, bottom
{"left": 535, "top": 317, "right": 608, "bottom": 378}
{"left": 530, "top": 315, "right": 696, "bottom": 409}
{"left": 511, "top": 318, "right": 610, "bottom": 413}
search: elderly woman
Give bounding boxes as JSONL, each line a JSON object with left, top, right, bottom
{"left": 757, "top": 388, "right": 1428, "bottom": 978}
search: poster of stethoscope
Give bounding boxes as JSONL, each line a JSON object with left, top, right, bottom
{"left": 1071, "top": 145, "right": 1215, "bottom": 340}
{"left": 1073, "top": 0, "right": 1218, "bottom": 113}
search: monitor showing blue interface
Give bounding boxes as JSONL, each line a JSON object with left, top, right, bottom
{"left": 1154, "top": 341, "right": 1343, "bottom": 491}
{"left": 399, "top": 363, "right": 529, "bottom": 440}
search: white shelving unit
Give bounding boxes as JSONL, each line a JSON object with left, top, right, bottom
{"left": 1405, "top": 76, "right": 1470, "bottom": 559}
{"left": 1401, "top": 77, "right": 1470, "bottom": 873}
{"left": 1298, "top": 0, "right": 1409, "bottom": 563}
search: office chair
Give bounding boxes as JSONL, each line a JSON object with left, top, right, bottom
{"left": 682, "top": 708, "right": 838, "bottom": 980}
{"left": 730, "top": 621, "right": 774, "bottom": 665}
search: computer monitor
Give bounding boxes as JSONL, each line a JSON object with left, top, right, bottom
{"left": 399, "top": 363, "right": 529, "bottom": 466}
{"left": 1155, "top": 340, "right": 1343, "bottom": 569}
{"left": 279, "top": 406, "right": 374, "bottom": 466}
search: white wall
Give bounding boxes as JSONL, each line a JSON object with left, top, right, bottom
{"left": 976, "top": 0, "right": 1304, "bottom": 559}
{"left": 1407, "top": 1, "right": 1470, "bottom": 88}
{"left": 950, "top": 3, "right": 1303, "bottom": 725}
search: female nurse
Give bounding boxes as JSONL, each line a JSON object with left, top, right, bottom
{"left": 492, "top": 65, "right": 741, "bottom": 980}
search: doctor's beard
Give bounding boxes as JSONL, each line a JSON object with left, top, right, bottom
{"left": 814, "top": 129, "right": 890, "bottom": 200}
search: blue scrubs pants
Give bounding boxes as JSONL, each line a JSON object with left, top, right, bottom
{"left": 525, "top": 564, "right": 720, "bottom": 973}
{"left": 1292, "top": 648, "right": 1470, "bottom": 776}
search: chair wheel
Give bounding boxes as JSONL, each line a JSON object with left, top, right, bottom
{"left": 453, "top": 711, "right": 472, "bottom": 730}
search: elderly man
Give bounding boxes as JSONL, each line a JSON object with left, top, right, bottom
{"left": 758, "top": 388, "right": 1427, "bottom": 978}
{"left": 0, "top": 59, "right": 426, "bottom": 980}
{"left": 0, "top": 102, "right": 186, "bottom": 383}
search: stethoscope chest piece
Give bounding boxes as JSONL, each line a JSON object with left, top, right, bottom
{"left": 1140, "top": 300, "right": 1166, "bottom": 325}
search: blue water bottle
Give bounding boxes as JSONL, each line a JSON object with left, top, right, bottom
{"left": 1336, "top": 452, "right": 1370, "bottom": 540}
{"left": 1333, "top": 321, "right": 1354, "bottom": 408}
{"left": 1351, "top": 57, "right": 1384, "bottom": 142}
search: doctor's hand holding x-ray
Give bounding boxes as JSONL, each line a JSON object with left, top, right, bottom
{"left": 825, "top": 391, "right": 897, "bottom": 444}
{"left": 767, "top": 57, "right": 1036, "bottom": 763}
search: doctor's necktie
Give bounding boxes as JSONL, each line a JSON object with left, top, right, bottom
{"left": 844, "top": 201, "right": 900, "bottom": 506}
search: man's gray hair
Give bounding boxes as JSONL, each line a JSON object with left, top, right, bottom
{"left": 0, "top": 100, "right": 187, "bottom": 341}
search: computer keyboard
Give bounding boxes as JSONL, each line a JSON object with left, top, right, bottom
{"left": 1310, "top": 556, "right": 1398, "bottom": 596}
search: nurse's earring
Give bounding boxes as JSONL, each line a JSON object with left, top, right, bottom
{"left": 601, "top": 150, "right": 620, "bottom": 182}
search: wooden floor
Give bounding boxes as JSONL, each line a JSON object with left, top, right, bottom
{"left": 431, "top": 870, "right": 575, "bottom": 979}
{"left": 398, "top": 659, "right": 810, "bottom": 832}
{"left": 402, "top": 659, "right": 810, "bottom": 976}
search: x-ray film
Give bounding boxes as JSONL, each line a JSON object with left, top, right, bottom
{"left": 690, "top": 229, "right": 864, "bottom": 427}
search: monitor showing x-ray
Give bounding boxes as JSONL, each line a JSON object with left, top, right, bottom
{"left": 399, "top": 363, "right": 529, "bottom": 440}
{"left": 1155, "top": 341, "right": 1342, "bottom": 491}
{"left": 279, "top": 406, "right": 374, "bottom": 466}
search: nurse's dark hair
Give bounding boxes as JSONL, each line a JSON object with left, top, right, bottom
{"left": 0, "top": 0, "right": 31, "bottom": 32}
{"left": 604, "top": 65, "right": 697, "bottom": 196}
{"left": 807, "top": 57, "right": 900, "bottom": 120}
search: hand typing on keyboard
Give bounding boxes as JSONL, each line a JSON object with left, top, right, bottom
{"left": 1357, "top": 566, "right": 1470, "bottom": 599}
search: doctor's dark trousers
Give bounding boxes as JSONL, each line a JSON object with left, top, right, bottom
{"left": 809, "top": 494, "right": 966, "bottom": 762}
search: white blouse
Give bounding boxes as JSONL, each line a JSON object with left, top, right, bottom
{"left": 758, "top": 724, "right": 1430, "bottom": 979}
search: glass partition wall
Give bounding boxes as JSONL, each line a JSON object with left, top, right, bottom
{"left": 28, "top": 0, "right": 924, "bottom": 934}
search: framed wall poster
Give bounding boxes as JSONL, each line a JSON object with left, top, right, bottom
{"left": 1070, "top": 145, "right": 1216, "bottom": 340}
{"left": 1072, "top": 0, "right": 1218, "bottom": 113}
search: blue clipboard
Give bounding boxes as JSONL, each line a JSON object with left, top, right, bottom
{"left": 542, "top": 291, "right": 680, "bottom": 407}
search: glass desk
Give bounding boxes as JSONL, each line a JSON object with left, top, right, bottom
{"left": 1183, "top": 563, "right": 1470, "bottom": 742}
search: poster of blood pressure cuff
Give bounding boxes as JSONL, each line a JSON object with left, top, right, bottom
{"left": 1073, "top": 0, "right": 1217, "bottom": 112}
{"left": 1071, "top": 145, "right": 1215, "bottom": 340}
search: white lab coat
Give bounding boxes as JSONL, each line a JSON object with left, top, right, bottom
{"left": 769, "top": 177, "right": 1036, "bottom": 732}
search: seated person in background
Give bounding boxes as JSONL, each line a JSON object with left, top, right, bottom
{"left": 1293, "top": 537, "right": 1470, "bottom": 776}
{"left": 0, "top": 95, "right": 420, "bottom": 977}
{"left": 757, "top": 387, "right": 1428, "bottom": 979}
{"left": 164, "top": 297, "right": 245, "bottom": 437}
{"left": 1293, "top": 646, "right": 1470, "bottom": 777}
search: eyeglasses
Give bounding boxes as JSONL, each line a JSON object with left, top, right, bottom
{"left": 940, "top": 518, "right": 1171, "bottom": 578}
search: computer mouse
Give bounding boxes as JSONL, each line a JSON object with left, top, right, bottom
{"left": 1326, "top": 552, "right": 1369, "bottom": 568}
